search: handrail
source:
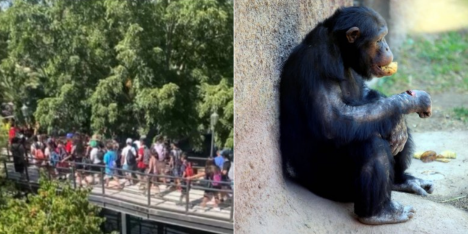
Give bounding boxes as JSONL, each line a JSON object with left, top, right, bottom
{"left": 1, "top": 158, "right": 234, "bottom": 223}
{"left": 5, "top": 151, "right": 211, "bottom": 169}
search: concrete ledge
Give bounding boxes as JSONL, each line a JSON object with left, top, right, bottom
{"left": 240, "top": 180, "right": 468, "bottom": 234}
{"left": 235, "top": 132, "right": 468, "bottom": 233}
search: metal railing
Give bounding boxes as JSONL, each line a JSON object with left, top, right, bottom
{"left": 186, "top": 156, "right": 211, "bottom": 169}
{"left": 2, "top": 153, "right": 234, "bottom": 223}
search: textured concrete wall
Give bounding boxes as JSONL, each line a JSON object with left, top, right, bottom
{"left": 234, "top": 1, "right": 352, "bottom": 233}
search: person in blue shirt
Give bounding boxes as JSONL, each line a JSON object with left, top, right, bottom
{"left": 214, "top": 150, "right": 224, "bottom": 169}
{"left": 103, "top": 142, "right": 122, "bottom": 189}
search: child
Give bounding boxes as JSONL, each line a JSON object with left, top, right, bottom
{"left": 103, "top": 142, "right": 122, "bottom": 189}
{"left": 200, "top": 164, "right": 222, "bottom": 212}
{"left": 179, "top": 154, "right": 193, "bottom": 205}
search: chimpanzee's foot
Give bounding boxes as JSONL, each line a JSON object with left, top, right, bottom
{"left": 358, "top": 201, "right": 415, "bottom": 225}
{"left": 393, "top": 178, "right": 434, "bottom": 196}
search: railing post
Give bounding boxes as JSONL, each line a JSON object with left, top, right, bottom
{"left": 230, "top": 187, "right": 234, "bottom": 221}
{"left": 47, "top": 165, "right": 52, "bottom": 180}
{"left": 101, "top": 166, "right": 105, "bottom": 197}
{"left": 36, "top": 163, "right": 41, "bottom": 182}
{"left": 71, "top": 164, "right": 76, "bottom": 189}
{"left": 24, "top": 149, "right": 30, "bottom": 179}
{"left": 23, "top": 150, "right": 32, "bottom": 191}
{"left": 6, "top": 144, "right": 10, "bottom": 161}
{"left": 121, "top": 213, "right": 127, "bottom": 234}
{"left": 3, "top": 159, "right": 8, "bottom": 180}
{"left": 185, "top": 179, "right": 190, "bottom": 213}
{"left": 147, "top": 174, "right": 151, "bottom": 206}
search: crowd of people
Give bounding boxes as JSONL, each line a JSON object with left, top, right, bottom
{"left": 6, "top": 119, "right": 234, "bottom": 212}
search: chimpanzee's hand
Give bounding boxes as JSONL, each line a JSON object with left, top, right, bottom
{"left": 387, "top": 118, "right": 408, "bottom": 156}
{"left": 404, "top": 90, "right": 432, "bottom": 118}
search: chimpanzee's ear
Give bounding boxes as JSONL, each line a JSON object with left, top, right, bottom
{"left": 346, "top": 27, "right": 360, "bottom": 43}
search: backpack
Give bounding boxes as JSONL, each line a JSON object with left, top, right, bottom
{"left": 50, "top": 151, "right": 60, "bottom": 166}
{"left": 184, "top": 162, "right": 194, "bottom": 178}
{"left": 212, "top": 172, "right": 222, "bottom": 187}
{"left": 56, "top": 147, "right": 69, "bottom": 168}
{"left": 56, "top": 147, "right": 66, "bottom": 158}
{"left": 34, "top": 143, "right": 45, "bottom": 160}
{"left": 108, "top": 152, "right": 116, "bottom": 169}
{"left": 153, "top": 143, "right": 166, "bottom": 161}
{"left": 11, "top": 144, "right": 25, "bottom": 163}
{"left": 126, "top": 147, "right": 136, "bottom": 165}
{"left": 172, "top": 149, "right": 182, "bottom": 167}
{"left": 143, "top": 147, "right": 150, "bottom": 165}
{"left": 97, "top": 149, "right": 106, "bottom": 161}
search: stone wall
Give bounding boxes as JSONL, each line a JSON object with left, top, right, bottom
{"left": 234, "top": 1, "right": 352, "bottom": 233}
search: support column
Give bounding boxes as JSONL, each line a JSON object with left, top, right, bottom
{"left": 121, "top": 213, "right": 127, "bottom": 234}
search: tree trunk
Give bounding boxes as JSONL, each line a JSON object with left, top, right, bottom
{"left": 234, "top": 0, "right": 352, "bottom": 233}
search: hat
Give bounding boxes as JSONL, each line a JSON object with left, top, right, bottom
{"left": 126, "top": 138, "right": 132, "bottom": 144}
{"left": 89, "top": 140, "right": 98, "bottom": 148}
{"left": 66, "top": 133, "right": 74, "bottom": 139}
{"left": 222, "top": 149, "right": 232, "bottom": 158}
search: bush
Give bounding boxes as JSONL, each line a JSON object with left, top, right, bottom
{"left": 0, "top": 173, "right": 105, "bottom": 234}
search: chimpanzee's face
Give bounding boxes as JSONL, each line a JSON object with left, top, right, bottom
{"left": 345, "top": 24, "right": 394, "bottom": 79}
{"left": 366, "top": 26, "right": 393, "bottom": 77}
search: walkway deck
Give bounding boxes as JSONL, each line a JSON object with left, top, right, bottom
{"left": 4, "top": 162, "right": 233, "bottom": 234}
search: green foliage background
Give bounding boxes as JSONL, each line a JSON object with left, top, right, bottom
{"left": 0, "top": 175, "right": 104, "bottom": 233}
{"left": 0, "top": 0, "right": 233, "bottom": 150}
{"left": 375, "top": 31, "right": 468, "bottom": 96}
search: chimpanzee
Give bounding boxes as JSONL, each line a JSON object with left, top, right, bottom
{"left": 279, "top": 7, "right": 433, "bottom": 225}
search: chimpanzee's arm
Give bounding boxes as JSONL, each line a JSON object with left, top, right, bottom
{"left": 319, "top": 89, "right": 431, "bottom": 143}
{"left": 362, "top": 85, "right": 385, "bottom": 102}
{"left": 363, "top": 85, "right": 411, "bottom": 155}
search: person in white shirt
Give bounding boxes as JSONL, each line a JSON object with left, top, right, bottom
{"left": 152, "top": 136, "right": 168, "bottom": 185}
{"left": 89, "top": 140, "right": 104, "bottom": 184}
{"left": 121, "top": 138, "right": 137, "bottom": 186}
{"left": 133, "top": 139, "right": 141, "bottom": 150}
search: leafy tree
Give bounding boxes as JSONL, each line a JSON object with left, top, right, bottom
{"left": 0, "top": 174, "right": 104, "bottom": 234}
{"left": 0, "top": 0, "right": 233, "bottom": 150}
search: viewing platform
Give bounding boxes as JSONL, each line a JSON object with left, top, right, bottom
{"left": 2, "top": 158, "right": 233, "bottom": 234}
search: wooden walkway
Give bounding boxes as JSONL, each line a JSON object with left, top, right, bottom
{"left": 4, "top": 162, "right": 233, "bottom": 234}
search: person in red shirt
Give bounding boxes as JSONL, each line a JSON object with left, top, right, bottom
{"left": 8, "top": 121, "right": 17, "bottom": 145}
{"left": 136, "top": 137, "right": 150, "bottom": 190}
{"left": 65, "top": 133, "right": 73, "bottom": 154}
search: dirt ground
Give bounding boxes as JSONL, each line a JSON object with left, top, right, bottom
{"left": 405, "top": 92, "right": 468, "bottom": 212}
{"left": 406, "top": 92, "right": 468, "bottom": 132}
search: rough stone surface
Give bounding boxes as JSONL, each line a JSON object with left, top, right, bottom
{"left": 234, "top": 1, "right": 468, "bottom": 233}
{"left": 234, "top": 0, "right": 352, "bottom": 233}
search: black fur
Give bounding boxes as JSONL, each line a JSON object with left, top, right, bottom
{"left": 279, "top": 7, "right": 413, "bottom": 218}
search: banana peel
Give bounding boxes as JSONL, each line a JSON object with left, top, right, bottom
{"left": 440, "top": 150, "right": 456, "bottom": 159}
{"left": 413, "top": 151, "right": 424, "bottom": 159}
{"left": 420, "top": 150, "right": 437, "bottom": 162}
{"left": 435, "top": 158, "right": 450, "bottom": 163}
{"left": 413, "top": 150, "right": 456, "bottom": 163}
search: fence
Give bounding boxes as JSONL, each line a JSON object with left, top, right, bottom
{"left": 2, "top": 151, "right": 234, "bottom": 223}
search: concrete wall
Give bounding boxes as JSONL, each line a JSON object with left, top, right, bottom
{"left": 234, "top": 1, "right": 352, "bottom": 233}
